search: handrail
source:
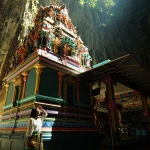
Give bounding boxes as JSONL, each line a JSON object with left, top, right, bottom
{"left": 119, "top": 120, "right": 150, "bottom": 124}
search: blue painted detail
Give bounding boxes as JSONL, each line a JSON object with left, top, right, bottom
{"left": 42, "top": 121, "right": 95, "bottom": 128}
{"left": 120, "top": 94, "right": 124, "bottom": 98}
{"left": 43, "top": 121, "right": 54, "bottom": 127}
{"left": 0, "top": 122, "right": 15, "bottom": 128}
{"left": 132, "top": 130, "right": 147, "bottom": 136}
{"left": 16, "top": 122, "right": 27, "bottom": 127}
{"left": 0, "top": 121, "right": 95, "bottom": 129}
{"left": 129, "top": 92, "right": 133, "bottom": 96}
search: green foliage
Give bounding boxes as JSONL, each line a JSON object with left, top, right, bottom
{"left": 78, "top": 0, "right": 85, "bottom": 6}
{"left": 28, "top": 24, "right": 34, "bottom": 31}
{"left": 78, "top": 0, "right": 115, "bottom": 12}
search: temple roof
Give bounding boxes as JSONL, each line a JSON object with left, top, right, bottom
{"left": 79, "top": 54, "right": 150, "bottom": 97}
{"left": 5, "top": 3, "right": 92, "bottom": 78}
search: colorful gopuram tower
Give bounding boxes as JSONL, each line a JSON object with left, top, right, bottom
{"left": 0, "top": 3, "right": 104, "bottom": 150}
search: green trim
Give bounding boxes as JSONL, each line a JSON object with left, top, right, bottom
{"left": 35, "top": 94, "right": 64, "bottom": 103}
{"left": 16, "top": 118, "right": 29, "bottom": 123}
{"left": 45, "top": 118, "right": 94, "bottom": 124}
{"left": 17, "top": 95, "right": 36, "bottom": 104}
{"left": 3, "top": 103, "right": 13, "bottom": 110}
{"left": 0, "top": 119, "right": 16, "bottom": 125}
{"left": 17, "top": 94, "right": 67, "bottom": 105}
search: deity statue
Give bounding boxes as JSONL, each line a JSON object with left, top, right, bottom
{"left": 76, "top": 36, "right": 83, "bottom": 49}
{"left": 19, "top": 45, "right": 27, "bottom": 62}
{"left": 52, "top": 2, "right": 59, "bottom": 11}
{"left": 46, "top": 31, "right": 55, "bottom": 51}
{"left": 81, "top": 54, "right": 86, "bottom": 66}
{"left": 59, "top": 4, "right": 69, "bottom": 18}
{"left": 67, "top": 19, "right": 73, "bottom": 30}
{"left": 53, "top": 27, "right": 62, "bottom": 38}
{"left": 86, "top": 54, "right": 92, "bottom": 68}
{"left": 63, "top": 44, "right": 67, "bottom": 56}
{"left": 53, "top": 37, "right": 61, "bottom": 54}
{"left": 37, "top": 5, "right": 46, "bottom": 20}
{"left": 63, "top": 15, "right": 68, "bottom": 26}
{"left": 48, "top": 7, "right": 55, "bottom": 19}
{"left": 38, "top": 26, "right": 47, "bottom": 47}
{"left": 73, "top": 27, "right": 77, "bottom": 34}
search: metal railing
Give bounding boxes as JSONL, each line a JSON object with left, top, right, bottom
{"left": 99, "top": 120, "right": 150, "bottom": 149}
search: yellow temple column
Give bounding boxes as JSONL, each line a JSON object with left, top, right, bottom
{"left": 21, "top": 72, "right": 28, "bottom": 99}
{"left": 140, "top": 93, "right": 150, "bottom": 123}
{"left": 4, "top": 83, "right": 10, "bottom": 106}
{"left": 34, "top": 64, "right": 45, "bottom": 94}
{"left": 18, "top": 84, "right": 23, "bottom": 100}
{"left": 104, "top": 75, "right": 120, "bottom": 142}
{"left": 0, "top": 83, "right": 9, "bottom": 116}
{"left": 58, "top": 72, "right": 65, "bottom": 98}
{"left": 12, "top": 75, "right": 24, "bottom": 102}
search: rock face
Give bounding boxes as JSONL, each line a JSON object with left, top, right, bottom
{"left": 0, "top": 0, "right": 24, "bottom": 82}
{"left": 0, "top": 0, "right": 38, "bottom": 112}
{"left": 0, "top": 0, "right": 26, "bottom": 107}
{"left": 0, "top": 0, "right": 39, "bottom": 82}
{"left": 0, "top": 0, "right": 150, "bottom": 113}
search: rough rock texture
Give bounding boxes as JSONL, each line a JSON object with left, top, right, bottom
{"left": 0, "top": 0, "right": 38, "bottom": 86}
{"left": 0, "top": 83, "right": 6, "bottom": 115}
{"left": 0, "top": 0, "right": 38, "bottom": 113}
{"left": 0, "top": 0, "right": 26, "bottom": 87}
{"left": 0, "top": 0, "right": 150, "bottom": 114}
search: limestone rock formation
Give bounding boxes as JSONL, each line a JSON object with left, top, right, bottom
{"left": 0, "top": 0, "right": 38, "bottom": 87}
{"left": 0, "top": 0, "right": 150, "bottom": 114}
{"left": 0, "top": 0, "right": 38, "bottom": 113}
